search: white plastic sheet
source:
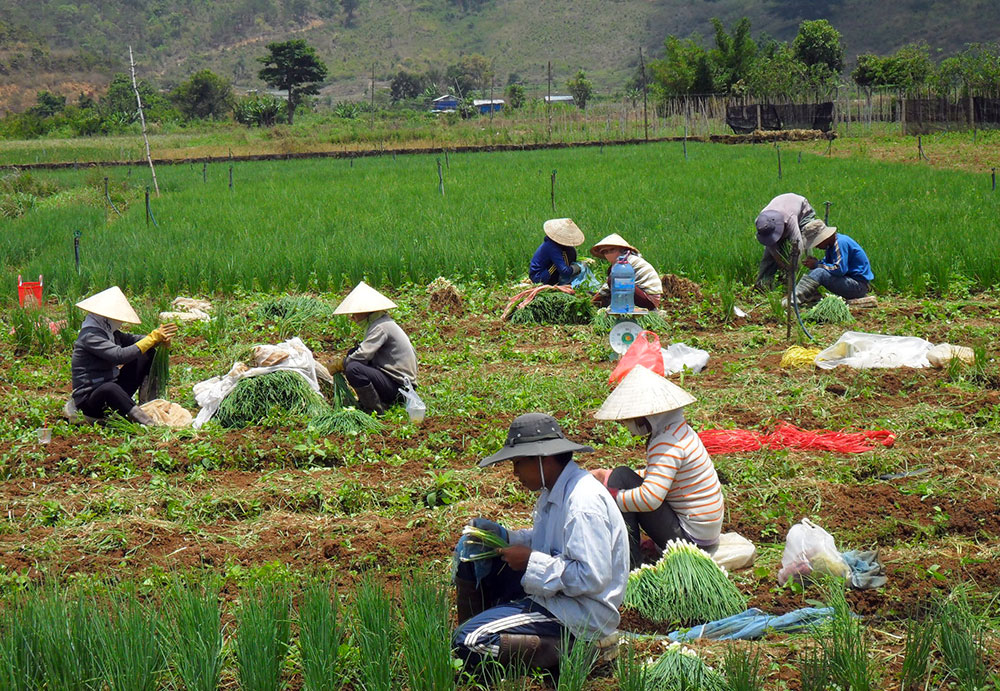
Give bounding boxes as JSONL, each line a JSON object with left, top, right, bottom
{"left": 815, "top": 331, "right": 933, "bottom": 370}
{"left": 192, "top": 337, "right": 323, "bottom": 429}
{"left": 661, "top": 343, "right": 710, "bottom": 375}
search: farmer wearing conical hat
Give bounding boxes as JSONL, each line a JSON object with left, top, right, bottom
{"left": 589, "top": 233, "right": 663, "bottom": 309}
{"left": 67, "top": 286, "right": 178, "bottom": 426}
{"left": 591, "top": 366, "right": 724, "bottom": 569}
{"left": 328, "top": 281, "right": 417, "bottom": 415}
{"left": 452, "top": 413, "right": 628, "bottom": 675}
{"left": 791, "top": 220, "right": 874, "bottom": 307}
{"left": 529, "top": 218, "right": 585, "bottom": 286}
{"left": 754, "top": 192, "right": 817, "bottom": 293}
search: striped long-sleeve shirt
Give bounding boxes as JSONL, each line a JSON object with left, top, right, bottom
{"left": 615, "top": 409, "right": 724, "bottom": 544}
{"left": 595, "top": 251, "right": 663, "bottom": 299}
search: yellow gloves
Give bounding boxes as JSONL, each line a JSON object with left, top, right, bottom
{"left": 136, "top": 324, "right": 179, "bottom": 353}
{"left": 329, "top": 355, "right": 346, "bottom": 374}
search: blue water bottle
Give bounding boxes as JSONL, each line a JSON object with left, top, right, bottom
{"left": 609, "top": 255, "right": 635, "bottom": 314}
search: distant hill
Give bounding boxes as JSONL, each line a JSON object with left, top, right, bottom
{"left": 2, "top": 0, "right": 998, "bottom": 112}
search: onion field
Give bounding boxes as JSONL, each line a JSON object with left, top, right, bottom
{"left": 3, "top": 140, "right": 999, "bottom": 299}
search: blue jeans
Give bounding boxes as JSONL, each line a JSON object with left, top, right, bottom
{"left": 807, "top": 268, "right": 869, "bottom": 300}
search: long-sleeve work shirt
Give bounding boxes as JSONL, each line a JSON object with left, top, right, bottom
{"left": 817, "top": 233, "right": 874, "bottom": 282}
{"left": 529, "top": 237, "right": 577, "bottom": 285}
{"left": 345, "top": 312, "right": 418, "bottom": 386}
{"left": 71, "top": 314, "right": 143, "bottom": 404}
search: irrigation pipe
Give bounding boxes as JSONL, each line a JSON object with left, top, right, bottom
{"left": 105, "top": 189, "right": 121, "bottom": 216}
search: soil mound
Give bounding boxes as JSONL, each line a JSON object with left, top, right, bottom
{"left": 660, "top": 274, "right": 703, "bottom": 301}
{"left": 429, "top": 285, "right": 464, "bottom": 316}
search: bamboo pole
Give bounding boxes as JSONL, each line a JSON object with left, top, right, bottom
{"left": 129, "top": 46, "right": 159, "bottom": 196}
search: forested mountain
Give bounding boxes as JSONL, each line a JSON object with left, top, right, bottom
{"left": 2, "top": 0, "right": 998, "bottom": 111}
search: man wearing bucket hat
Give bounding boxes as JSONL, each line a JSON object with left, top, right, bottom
{"left": 754, "top": 192, "right": 817, "bottom": 293}
{"left": 591, "top": 366, "right": 724, "bottom": 569}
{"left": 791, "top": 221, "right": 874, "bottom": 306}
{"left": 529, "top": 218, "right": 585, "bottom": 285}
{"left": 452, "top": 413, "right": 628, "bottom": 675}
{"left": 590, "top": 234, "right": 663, "bottom": 309}
{"left": 67, "top": 286, "right": 178, "bottom": 426}
{"left": 328, "top": 281, "right": 417, "bottom": 415}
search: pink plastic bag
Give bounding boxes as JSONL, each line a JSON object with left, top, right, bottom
{"left": 609, "top": 331, "right": 664, "bottom": 385}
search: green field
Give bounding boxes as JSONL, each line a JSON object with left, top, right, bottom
{"left": 3, "top": 141, "right": 999, "bottom": 301}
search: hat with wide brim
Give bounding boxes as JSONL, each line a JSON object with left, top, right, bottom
{"left": 590, "top": 233, "right": 638, "bottom": 258}
{"left": 594, "top": 365, "right": 696, "bottom": 420}
{"left": 480, "top": 412, "right": 594, "bottom": 467}
{"left": 543, "top": 218, "right": 585, "bottom": 247}
{"left": 755, "top": 210, "right": 785, "bottom": 247}
{"left": 802, "top": 219, "right": 837, "bottom": 250}
{"left": 75, "top": 286, "right": 141, "bottom": 324}
{"left": 333, "top": 281, "right": 397, "bottom": 315}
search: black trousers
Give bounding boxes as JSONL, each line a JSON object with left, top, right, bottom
{"left": 344, "top": 359, "right": 402, "bottom": 407}
{"left": 607, "top": 466, "right": 689, "bottom": 569}
{"left": 78, "top": 350, "right": 153, "bottom": 418}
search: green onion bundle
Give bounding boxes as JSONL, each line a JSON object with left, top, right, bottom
{"left": 148, "top": 344, "right": 170, "bottom": 400}
{"left": 309, "top": 407, "right": 382, "bottom": 435}
{"left": 803, "top": 295, "right": 854, "bottom": 324}
{"left": 509, "top": 291, "right": 595, "bottom": 325}
{"left": 330, "top": 373, "right": 358, "bottom": 408}
{"left": 458, "top": 526, "right": 510, "bottom": 562}
{"left": 592, "top": 309, "right": 669, "bottom": 335}
{"left": 645, "top": 642, "right": 727, "bottom": 691}
{"left": 623, "top": 540, "right": 746, "bottom": 626}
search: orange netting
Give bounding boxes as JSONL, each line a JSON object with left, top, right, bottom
{"left": 699, "top": 422, "right": 895, "bottom": 455}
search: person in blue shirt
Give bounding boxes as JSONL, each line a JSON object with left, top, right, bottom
{"left": 529, "top": 218, "right": 584, "bottom": 285}
{"left": 791, "top": 220, "right": 874, "bottom": 305}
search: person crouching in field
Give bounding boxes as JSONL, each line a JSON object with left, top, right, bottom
{"left": 452, "top": 413, "right": 628, "bottom": 678}
{"left": 754, "top": 192, "right": 817, "bottom": 293}
{"left": 66, "top": 286, "right": 177, "bottom": 426}
{"left": 589, "top": 233, "right": 663, "bottom": 309}
{"left": 529, "top": 218, "right": 585, "bottom": 285}
{"left": 792, "top": 220, "right": 874, "bottom": 307}
{"left": 328, "top": 281, "right": 417, "bottom": 415}
{"left": 589, "top": 366, "right": 724, "bottom": 569}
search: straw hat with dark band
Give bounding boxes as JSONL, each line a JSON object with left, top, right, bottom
{"left": 480, "top": 413, "right": 593, "bottom": 467}
{"left": 590, "top": 233, "right": 638, "bottom": 258}
{"left": 802, "top": 219, "right": 837, "bottom": 250}
{"left": 594, "top": 365, "right": 696, "bottom": 420}
{"left": 333, "top": 281, "right": 397, "bottom": 315}
{"left": 75, "top": 286, "right": 141, "bottom": 324}
{"left": 543, "top": 218, "right": 585, "bottom": 247}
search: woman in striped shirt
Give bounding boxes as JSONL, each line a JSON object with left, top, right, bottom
{"left": 592, "top": 365, "right": 724, "bottom": 568}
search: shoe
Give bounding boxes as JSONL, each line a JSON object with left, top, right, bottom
{"left": 63, "top": 398, "right": 98, "bottom": 425}
{"left": 126, "top": 405, "right": 159, "bottom": 427}
{"left": 355, "top": 383, "right": 386, "bottom": 415}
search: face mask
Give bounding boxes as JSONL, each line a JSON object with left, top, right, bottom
{"left": 624, "top": 417, "right": 651, "bottom": 437}
{"left": 108, "top": 319, "right": 123, "bottom": 331}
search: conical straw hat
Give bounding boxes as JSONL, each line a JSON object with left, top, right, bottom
{"left": 590, "top": 233, "right": 638, "bottom": 258}
{"left": 75, "top": 286, "right": 141, "bottom": 324}
{"left": 543, "top": 218, "right": 585, "bottom": 247}
{"left": 333, "top": 281, "right": 397, "bottom": 315}
{"left": 594, "top": 365, "right": 696, "bottom": 420}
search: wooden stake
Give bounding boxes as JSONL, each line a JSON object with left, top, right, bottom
{"left": 437, "top": 158, "right": 444, "bottom": 196}
{"left": 550, "top": 169, "right": 556, "bottom": 211}
{"left": 639, "top": 47, "right": 648, "bottom": 142}
{"left": 547, "top": 61, "right": 552, "bottom": 142}
{"left": 129, "top": 46, "right": 159, "bottom": 196}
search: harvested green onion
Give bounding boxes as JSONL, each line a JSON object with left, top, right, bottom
{"left": 459, "top": 526, "right": 510, "bottom": 562}
{"left": 803, "top": 295, "right": 853, "bottom": 324}
{"left": 645, "top": 642, "right": 727, "bottom": 690}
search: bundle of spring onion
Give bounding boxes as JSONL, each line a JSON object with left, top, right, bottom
{"left": 623, "top": 540, "right": 746, "bottom": 626}
{"left": 329, "top": 372, "right": 358, "bottom": 408}
{"left": 509, "top": 291, "right": 595, "bottom": 325}
{"left": 458, "top": 526, "right": 510, "bottom": 562}
{"left": 309, "top": 407, "right": 382, "bottom": 435}
{"left": 803, "top": 295, "right": 853, "bottom": 324}
{"left": 147, "top": 344, "right": 170, "bottom": 400}
{"left": 592, "top": 309, "right": 669, "bottom": 335}
{"left": 645, "top": 642, "right": 726, "bottom": 691}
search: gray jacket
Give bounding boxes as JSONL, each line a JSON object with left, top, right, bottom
{"left": 346, "top": 312, "right": 418, "bottom": 386}
{"left": 71, "top": 314, "right": 143, "bottom": 404}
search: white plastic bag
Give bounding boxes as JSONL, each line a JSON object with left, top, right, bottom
{"left": 660, "top": 343, "right": 710, "bottom": 375}
{"left": 777, "top": 518, "right": 849, "bottom": 586}
{"left": 399, "top": 376, "right": 426, "bottom": 424}
{"left": 815, "top": 331, "right": 933, "bottom": 370}
{"left": 711, "top": 532, "right": 757, "bottom": 571}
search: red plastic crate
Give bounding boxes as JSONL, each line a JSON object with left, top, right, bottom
{"left": 17, "top": 275, "right": 43, "bottom": 308}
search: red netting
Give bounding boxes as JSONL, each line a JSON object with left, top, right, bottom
{"left": 699, "top": 422, "right": 895, "bottom": 455}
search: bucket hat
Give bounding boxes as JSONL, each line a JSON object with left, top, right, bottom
{"left": 755, "top": 210, "right": 785, "bottom": 246}
{"left": 333, "top": 281, "right": 397, "bottom": 315}
{"left": 480, "top": 413, "right": 594, "bottom": 467}
{"left": 75, "top": 286, "right": 141, "bottom": 324}
{"left": 802, "top": 219, "right": 837, "bottom": 250}
{"left": 543, "top": 218, "right": 585, "bottom": 247}
{"left": 594, "top": 365, "right": 696, "bottom": 420}
{"left": 590, "top": 233, "right": 638, "bottom": 258}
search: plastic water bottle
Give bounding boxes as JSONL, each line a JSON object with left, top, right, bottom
{"left": 609, "top": 255, "right": 635, "bottom": 314}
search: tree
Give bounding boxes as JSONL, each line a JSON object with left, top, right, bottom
{"left": 389, "top": 70, "right": 426, "bottom": 102}
{"left": 29, "top": 91, "right": 66, "bottom": 118}
{"left": 340, "top": 0, "right": 359, "bottom": 27}
{"left": 504, "top": 83, "right": 525, "bottom": 109}
{"left": 851, "top": 53, "right": 882, "bottom": 89}
{"left": 649, "top": 35, "right": 714, "bottom": 96}
{"left": 709, "top": 17, "right": 758, "bottom": 93}
{"left": 257, "top": 39, "right": 328, "bottom": 125}
{"left": 446, "top": 54, "right": 493, "bottom": 96}
{"left": 566, "top": 70, "right": 593, "bottom": 110}
{"left": 745, "top": 44, "right": 809, "bottom": 99}
{"left": 792, "top": 19, "right": 844, "bottom": 75}
{"left": 171, "top": 69, "right": 233, "bottom": 120}
{"left": 880, "top": 43, "right": 933, "bottom": 93}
